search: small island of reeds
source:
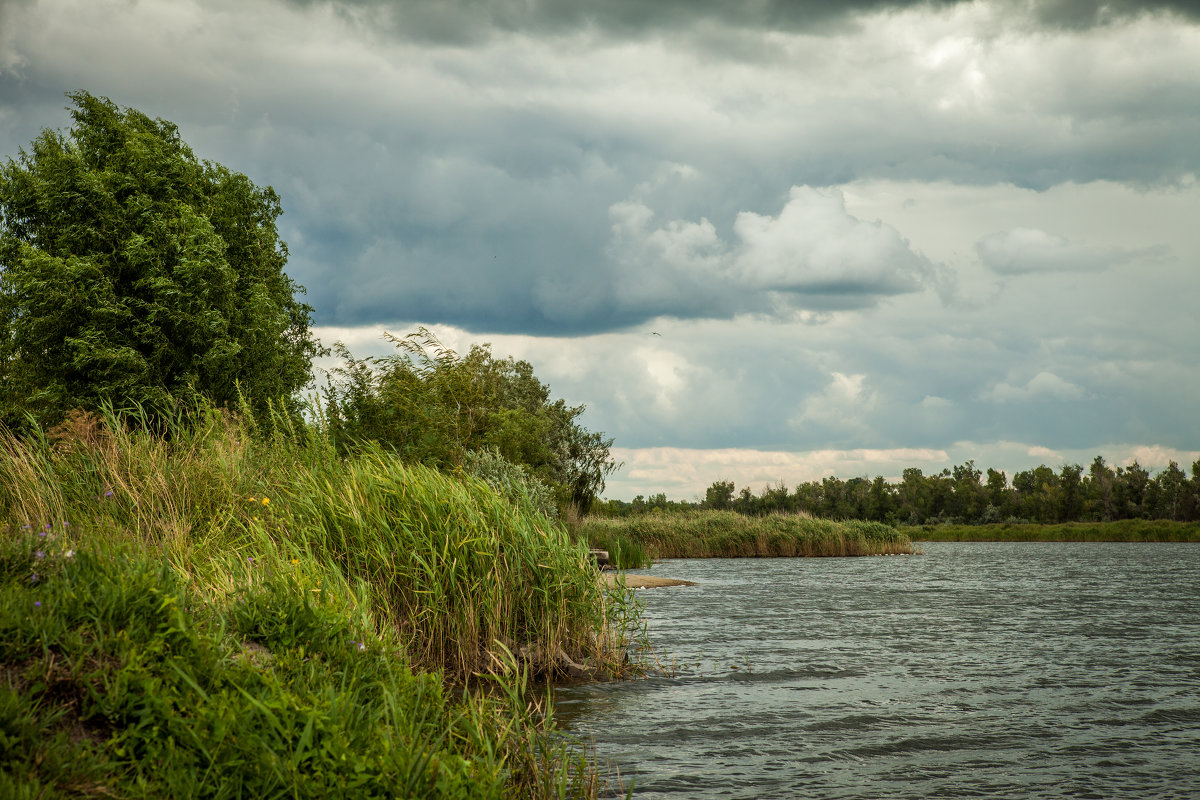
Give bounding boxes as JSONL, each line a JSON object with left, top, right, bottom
{"left": 579, "top": 510, "right": 918, "bottom": 568}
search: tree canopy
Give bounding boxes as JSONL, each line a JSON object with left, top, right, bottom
{"left": 598, "top": 456, "right": 1200, "bottom": 525}
{"left": 0, "top": 92, "right": 322, "bottom": 428}
{"left": 321, "top": 327, "right": 618, "bottom": 511}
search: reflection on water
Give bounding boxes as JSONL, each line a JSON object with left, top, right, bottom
{"left": 556, "top": 543, "right": 1200, "bottom": 799}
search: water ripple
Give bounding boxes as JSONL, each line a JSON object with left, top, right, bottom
{"left": 558, "top": 542, "right": 1200, "bottom": 799}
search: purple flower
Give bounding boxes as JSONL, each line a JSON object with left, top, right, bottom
{"left": 33, "top": 601, "right": 41, "bottom": 608}
{"left": 38, "top": 531, "right": 46, "bottom": 538}
{"left": 104, "top": 491, "right": 114, "bottom": 498}
{"left": 35, "top": 550, "right": 45, "bottom": 560}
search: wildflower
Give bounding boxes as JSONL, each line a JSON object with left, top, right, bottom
{"left": 34, "top": 601, "right": 41, "bottom": 608}
{"left": 64, "top": 549, "right": 75, "bottom": 559}
{"left": 358, "top": 642, "right": 366, "bottom": 651}
{"left": 35, "top": 550, "right": 45, "bottom": 560}
{"left": 248, "top": 496, "right": 256, "bottom": 502}
{"left": 262, "top": 497, "right": 270, "bottom": 506}
{"left": 38, "top": 531, "right": 46, "bottom": 539}
{"left": 29, "top": 573, "right": 38, "bottom": 583}
{"left": 248, "top": 556, "right": 255, "bottom": 565}
{"left": 290, "top": 558, "right": 299, "bottom": 566}
{"left": 104, "top": 490, "right": 114, "bottom": 498}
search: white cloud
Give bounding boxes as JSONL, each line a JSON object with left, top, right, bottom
{"left": 986, "top": 371, "right": 1086, "bottom": 403}
{"left": 732, "top": 187, "right": 929, "bottom": 295}
{"left": 975, "top": 227, "right": 1143, "bottom": 274}
{"left": 605, "top": 186, "right": 934, "bottom": 319}
{"left": 791, "top": 371, "right": 879, "bottom": 434}
{"left": 1125, "top": 445, "right": 1200, "bottom": 469}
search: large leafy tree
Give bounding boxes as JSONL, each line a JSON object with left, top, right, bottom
{"left": 0, "top": 92, "right": 322, "bottom": 428}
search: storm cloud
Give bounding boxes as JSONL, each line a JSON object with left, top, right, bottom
{"left": 2, "top": 0, "right": 1197, "bottom": 497}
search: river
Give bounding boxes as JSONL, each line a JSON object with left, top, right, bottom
{"left": 555, "top": 542, "right": 1200, "bottom": 799}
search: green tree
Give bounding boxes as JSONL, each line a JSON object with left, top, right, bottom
{"left": 0, "top": 92, "right": 322, "bottom": 428}
{"left": 1152, "top": 461, "right": 1189, "bottom": 521}
{"left": 1085, "top": 456, "right": 1116, "bottom": 521}
{"left": 1058, "top": 463, "right": 1084, "bottom": 522}
{"left": 704, "top": 479, "right": 736, "bottom": 510}
{"left": 322, "top": 327, "right": 618, "bottom": 511}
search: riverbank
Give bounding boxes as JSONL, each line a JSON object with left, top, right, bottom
{"left": 582, "top": 510, "right": 917, "bottom": 567}
{"left": 602, "top": 572, "right": 697, "bottom": 588}
{"left": 904, "top": 519, "right": 1200, "bottom": 542}
{"left": 0, "top": 410, "right": 637, "bottom": 798}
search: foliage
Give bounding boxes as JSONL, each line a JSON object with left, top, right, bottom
{"left": 463, "top": 447, "right": 559, "bottom": 520}
{"left": 581, "top": 530, "right": 652, "bottom": 570}
{"left": 0, "top": 92, "right": 323, "bottom": 430}
{"left": 0, "top": 404, "right": 639, "bottom": 682}
{"left": 601, "top": 455, "right": 1200, "bottom": 527}
{"left": 580, "top": 510, "right": 917, "bottom": 559}
{"left": 903, "top": 519, "right": 1200, "bottom": 542}
{"left": 321, "top": 327, "right": 617, "bottom": 511}
{"left": 0, "top": 532, "right": 605, "bottom": 798}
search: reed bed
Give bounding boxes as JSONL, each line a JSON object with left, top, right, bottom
{"left": 905, "top": 520, "right": 1200, "bottom": 542}
{"left": 0, "top": 407, "right": 639, "bottom": 797}
{"left": 0, "top": 408, "right": 636, "bottom": 680}
{"left": 582, "top": 510, "right": 917, "bottom": 560}
{"left": 0, "top": 533, "right": 600, "bottom": 798}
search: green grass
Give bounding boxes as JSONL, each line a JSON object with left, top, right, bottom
{"left": 0, "top": 407, "right": 644, "bottom": 797}
{"left": 581, "top": 510, "right": 917, "bottom": 560}
{"left": 0, "top": 407, "right": 637, "bottom": 680}
{"left": 0, "top": 533, "right": 599, "bottom": 798}
{"left": 904, "top": 520, "right": 1200, "bottom": 542}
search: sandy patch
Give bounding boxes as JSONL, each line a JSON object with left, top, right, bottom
{"left": 601, "top": 573, "right": 696, "bottom": 588}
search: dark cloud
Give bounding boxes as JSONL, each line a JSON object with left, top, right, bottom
{"left": 2, "top": 0, "right": 1197, "bottom": 341}
{"left": 283, "top": 0, "right": 1200, "bottom": 41}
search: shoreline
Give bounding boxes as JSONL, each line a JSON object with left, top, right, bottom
{"left": 602, "top": 572, "right": 697, "bottom": 588}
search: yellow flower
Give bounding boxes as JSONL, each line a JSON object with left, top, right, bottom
{"left": 248, "top": 497, "right": 256, "bottom": 502}
{"left": 262, "top": 497, "right": 270, "bottom": 506}
{"left": 290, "top": 558, "right": 299, "bottom": 565}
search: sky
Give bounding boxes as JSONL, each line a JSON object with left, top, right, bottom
{"left": 2, "top": 0, "right": 1198, "bottom": 500}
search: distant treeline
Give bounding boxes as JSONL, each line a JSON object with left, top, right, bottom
{"left": 596, "top": 457, "right": 1200, "bottom": 525}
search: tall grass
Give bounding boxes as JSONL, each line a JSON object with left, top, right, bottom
{"left": 905, "top": 520, "right": 1200, "bottom": 542}
{"left": 0, "top": 407, "right": 636, "bottom": 681}
{"left": 0, "top": 406, "right": 642, "bottom": 796}
{"left": 581, "top": 510, "right": 917, "bottom": 560}
{"left": 0, "top": 532, "right": 600, "bottom": 798}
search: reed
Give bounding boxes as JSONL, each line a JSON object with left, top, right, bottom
{"left": 905, "top": 520, "right": 1200, "bottom": 542}
{"left": 0, "top": 533, "right": 603, "bottom": 798}
{"left": 0, "top": 407, "right": 637, "bottom": 681}
{"left": 581, "top": 510, "right": 917, "bottom": 559}
{"left": 0, "top": 406, "right": 643, "bottom": 796}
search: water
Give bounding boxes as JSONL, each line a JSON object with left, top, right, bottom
{"left": 556, "top": 543, "right": 1200, "bottom": 799}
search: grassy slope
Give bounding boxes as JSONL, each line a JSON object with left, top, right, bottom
{"left": 905, "top": 520, "right": 1200, "bottom": 542}
{"left": 582, "top": 510, "right": 916, "bottom": 566}
{"left": 1, "top": 537, "right": 594, "bottom": 798}
{"left": 0, "top": 410, "right": 640, "bottom": 798}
